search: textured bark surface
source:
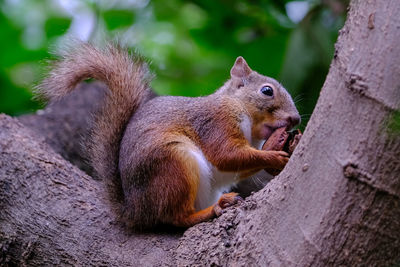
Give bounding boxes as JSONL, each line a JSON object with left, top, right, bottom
{"left": 1, "top": 0, "right": 400, "bottom": 266}
{"left": 0, "top": 115, "right": 180, "bottom": 266}
{"left": 18, "top": 82, "right": 107, "bottom": 175}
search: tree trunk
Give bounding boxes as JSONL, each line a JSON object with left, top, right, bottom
{"left": 1, "top": 0, "right": 399, "bottom": 266}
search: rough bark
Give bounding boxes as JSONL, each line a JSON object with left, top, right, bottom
{"left": 0, "top": 0, "right": 399, "bottom": 266}
{"left": 0, "top": 115, "right": 180, "bottom": 266}
{"left": 18, "top": 82, "right": 107, "bottom": 175}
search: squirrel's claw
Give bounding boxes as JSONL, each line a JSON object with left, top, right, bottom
{"left": 213, "top": 192, "right": 242, "bottom": 216}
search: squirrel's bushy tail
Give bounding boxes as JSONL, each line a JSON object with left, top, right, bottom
{"left": 38, "top": 42, "right": 152, "bottom": 202}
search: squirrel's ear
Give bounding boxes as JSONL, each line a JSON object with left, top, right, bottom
{"left": 230, "top": 56, "right": 252, "bottom": 79}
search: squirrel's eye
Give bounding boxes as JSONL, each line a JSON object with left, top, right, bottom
{"left": 261, "top": 86, "right": 273, "bottom": 96}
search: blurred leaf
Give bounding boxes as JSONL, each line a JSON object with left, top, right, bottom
{"left": 270, "top": 0, "right": 295, "bottom": 12}
{"left": 279, "top": 27, "right": 316, "bottom": 96}
{"left": 179, "top": 3, "right": 207, "bottom": 30}
{"left": 0, "top": 10, "right": 44, "bottom": 114}
{"left": 387, "top": 110, "right": 400, "bottom": 135}
{"left": 0, "top": 72, "right": 40, "bottom": 115}
{"left": 279, "top": 5, "right": 343, "bottom": 130}
{"left": 103, "top": 10, "right": 135, "bottom": 30}
{"left": 44, "top": 17, "right": 71, "bottom": 38}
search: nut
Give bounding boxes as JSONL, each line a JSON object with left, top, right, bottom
{"left": 262, "top": 127, "right": 302, "bottom": 155}
{"left": 262, "top": 127, "right": 289, "bottom": 152}
{"left": 262, "top": 127, "right": 302, "bottom": 175}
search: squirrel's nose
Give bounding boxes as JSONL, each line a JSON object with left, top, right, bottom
{"left": 286, "top": 114, "right": 301, "bottom": 129}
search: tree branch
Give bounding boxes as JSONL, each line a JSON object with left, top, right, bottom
{"left": 0, "top": 115, "right": 179, "bottom": 266}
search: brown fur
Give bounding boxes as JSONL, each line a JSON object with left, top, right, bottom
{"left": 37, "top": 42, "right": 152, "bottom": 203}
{"left": 39, "top": 44, "right": 300, "bottom": 230}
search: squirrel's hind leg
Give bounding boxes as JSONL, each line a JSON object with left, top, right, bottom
{"left": 158, "top": 139, "right": 215, "bottom": 227}
{"left": 163, "top": 140, "right": 241, "bottom": 227}
{"left": 171, "top": 192, "right": 242, "bottom": 227}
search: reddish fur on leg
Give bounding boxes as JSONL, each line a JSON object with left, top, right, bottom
{"left": 172, "top": 192, "right": 242, "bottom": 227}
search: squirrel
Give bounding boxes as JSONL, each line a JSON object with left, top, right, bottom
{"left": 38, "top": 42, "right": 300, "bottom": 229}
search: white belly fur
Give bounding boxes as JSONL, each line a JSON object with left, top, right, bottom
{"left": 189, "top": 113, "right": 265, "bottom": 211}
{"left": 189, "top": 148, "right": 239, "bottom": 210}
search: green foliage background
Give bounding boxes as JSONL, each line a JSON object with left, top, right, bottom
{"left": 0, "top": 0, "right": 348, "bottom": 129}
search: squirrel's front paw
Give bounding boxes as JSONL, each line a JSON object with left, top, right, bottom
{"left": 269, "top": 150, "right": 289, "bottom": 169}
{"left": 264, "top": 151, "right": 289, "bottom": 175}
{"left": 213, "top": 192, "right": 243, "bottom": 216}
